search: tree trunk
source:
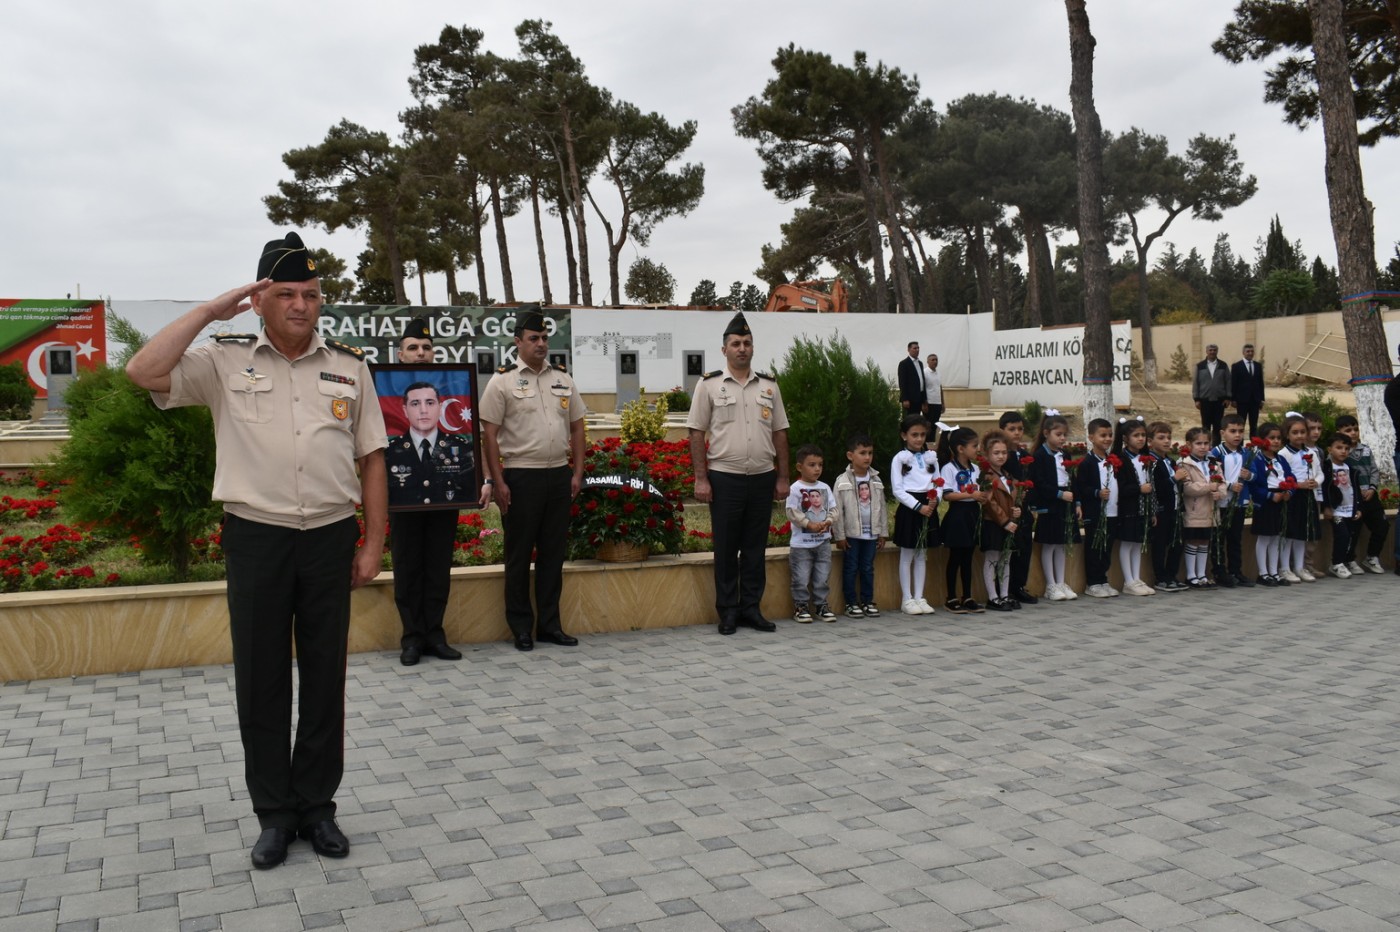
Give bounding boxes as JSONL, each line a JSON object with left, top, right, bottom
{"left": 561, "top": 112, "right": 593, "bottom": 306}
{"left": 1020, "top": 213, "right": 1044, "bottom": 326}
{"left": 382, "top": 221, "right": 408, "bottom": 306}
{"left": 1066, "top": 0, "right": 1115, "bottom": 427}
{"left": 1135, "top": 251, "right": 1158, "bottom": 388}
{"left": 1309, "top": 0, "right": 1394, "bottom": 477}
{"left": 850, "top": 132, "right": 889, "bottom": 314}
{"left": 870, "top": 131, "right": 917, "bottom": 313}
{"left": 418, "top": 268, "right": 428, "bottom": 306}
{"left": 994, "top": 239, "right": 1012, "bottom": 329}
{"left": 1034, "top": 229, "right": 1061, "bottom": 324}
{"left": 489, "top": 176, "right": 515, "bottom": 303}
{"left": 531, "top": 177, "right": 553, "bottom": 305}
{"left": 470, "top": 185, "right": 489, "bottom": 305}
{"left": 966, "top": 225, "right": 995, "bottom": 317}
{"left": 445, "top": 264, "right": 460, "bottom": 305}
{"left": 559, "top": 196, "right": 578, "bottom": 304}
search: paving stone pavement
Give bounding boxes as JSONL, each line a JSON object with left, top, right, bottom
{"left": 3, "top": 573, "right": 1400, "bottom": 931}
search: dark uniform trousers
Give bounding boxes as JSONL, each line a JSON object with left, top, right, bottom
{"left": 222, "top": 513, "right": 358, "bottom": 832}
{"left": 1010, "top": 518, "right": 1034, "bottom": 593}
{"left": 708, "top": 469, "right": 777, "bottom": 618}
{"left": 503, "top": 466, "right": 572, "bottom": 639}
{"left": 1214, "top": 505, "right": 1247, "bottom": 576}
{"left": 390, "top": 509, "right": 459, "bottom": 650}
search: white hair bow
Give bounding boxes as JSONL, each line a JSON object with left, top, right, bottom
{"left": 1285, "top": 410, "right": 1302, "bottom": 418}
{"left": 1044, "top": 408, "right": 1061, "bottom": 417}
{"left": 1118, "top": 415, "right": 1144, "bottom": 423}
{"left": 936, "top": 421, "right": 958, "bottom": 432}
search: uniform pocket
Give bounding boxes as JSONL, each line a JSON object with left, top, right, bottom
{"left": 317, "top": 379, "right": 358, "bottom": 428}
{"left": 225, "top": 374, "right": 273, "bottom": 423}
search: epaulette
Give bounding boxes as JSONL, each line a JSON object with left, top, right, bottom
{"left": 498, "top": 362, "right": 518, "bottom": 374}
{"left": 212, "top": 333, "right": 256, "bottom": 343}
{"left": 326, "top": 339, "right": 365, "bottom": 359}
{"left": 755, "top": 370, "right": 776, "bottom": 381}
{"left": 701, "top": 370, "right": 723, "bottom": 380}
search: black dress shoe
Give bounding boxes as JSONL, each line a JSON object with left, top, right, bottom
{"left": 299, "top": 820, "right": 349, "bottom": 858}
{"left": 718, "top": 612, "right": 737, "bottom": 635}
{"left": 1234, "top": 573, "right": 1255, "bottom": 588}
{"left": 251, "top": 827, "right": 295, "bottom": 869}
{"left": 738, "top": 613, "right": 776, "bottom": 632}
{"left": 539, "top": 631, "right": 578, "bottom": 646}
{"left": 425, "top": 642, "right": 462, "bottom": 660}
{"left": 514, "top": 634, "right": 534, "bottom": 651}
{"left": 1216, "top": 573, "right": 1237, "bottom": 588}
{"left": 399, "top": 645, "right": 421, "bottom": 666}
{"left": 1013, "top": 588, "right": 1039, "bottom": 605}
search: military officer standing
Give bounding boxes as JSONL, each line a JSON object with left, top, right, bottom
{"left": 478, "top": 309, "right": 587, "bottom": 651}
{"left": 386, "top": 320, "right": 472, "bottom": 665}
{"left": 126, "top": 231, "right": 387, "bottom": 869}
{"left": 687, "top": 311, "right": 790, "bottom": 635}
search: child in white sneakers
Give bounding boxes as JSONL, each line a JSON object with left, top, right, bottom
{"left": 891, "top": 414, "right": 941, "bottom": 615}
{"left": 1321, "top": 431, "right": 1361, "bottom": 579}
{"left": 786, "top": 445, "right": 838, "bottom": 622}
{"left": 831, "top": 433, "right": 887, "bottom": 618}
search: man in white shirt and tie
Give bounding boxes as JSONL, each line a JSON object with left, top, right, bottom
{"left": 1231, "top": 343, "right": 1266, "bottom": 438}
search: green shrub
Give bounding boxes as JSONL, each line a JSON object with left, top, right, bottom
{"left": 1168, "top": 344, "right": 1191, "bottom": 381}
{"left": 46, "top": 320, "right": 220, "bottom": 581}
{"left": 0, "top": 361, "right": 37, "bottom": 420}
{"left": 774, "top": 335, "right": 901, "bottom": 488}
{"left": 1020, "top": 400, "right": 1043, "bottom": 434}
{"left": 619, "top": 394, "right": 668, "bottom": 444}
{"left": 659, "top": 386, "right": 691, "bottom": 412}
{"left": 1266, "top": 385, "right": 1350, "bottom": 437}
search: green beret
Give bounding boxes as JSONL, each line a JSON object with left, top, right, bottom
{"left": 257, "top": 232, "right": 317, "bottom": 282}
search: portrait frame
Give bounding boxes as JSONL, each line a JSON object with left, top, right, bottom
{"left": 370, "top": 363, "right": 483, "bottom": 513}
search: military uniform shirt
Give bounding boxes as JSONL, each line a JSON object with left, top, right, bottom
{"left": 687, "top": 368, "right": 789, "bottom": 474}
{"left": 153, "top": 331, "right": 387, "bottom": 530}
{"left": 385, "top": 431, "right": 475, "bottom": 507}
{"left": 478, "top": 362, "right": 586, "bottom": 468}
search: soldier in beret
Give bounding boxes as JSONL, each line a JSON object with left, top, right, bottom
{"left": 127, "top": 231, "right": 387, "bottom": 869}
{"left": 687, "top": 311, "right": 790, "bottom": 635}
{"left": 386, "top": 331, "right": 471, "bottom": 666}
{"left": 478, "top": 309, "right": 587, "bottom": 651}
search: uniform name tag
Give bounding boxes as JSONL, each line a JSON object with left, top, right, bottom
{"left": 320, "top": 372, "right": 355, "bottom": 386}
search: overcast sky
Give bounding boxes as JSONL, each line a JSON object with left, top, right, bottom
{"left": 3, "top": 1, "right": 1396, "bottom": 306}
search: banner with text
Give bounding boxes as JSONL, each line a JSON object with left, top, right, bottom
{"left": 315, "top": 305, "right": 572, "bottom": 368}
{"left": 989, "top": 323, "right": 1132, "bottom": 408}
{"left": 0, "top": 300, "right": 107, "bottom": 398}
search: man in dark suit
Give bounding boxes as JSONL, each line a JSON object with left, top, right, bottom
{"left": 1192, "top": 343, "right": 1232, "bottom": 445}
{"left": 1231, "top": 343, "right": 1265, "bottom": 437}
{"left": 897, "top": 341, "right": 927, "bottom": 415}
{"left": 386, "top": 358, "right": 473, "bottom": 666}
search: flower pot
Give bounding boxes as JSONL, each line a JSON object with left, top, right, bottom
{"left": 595, "top": 540, "right": 650, "bottom": 563}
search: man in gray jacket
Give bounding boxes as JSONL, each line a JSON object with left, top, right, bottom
{"left": 1193, "top": 343, "right": 1232, "bottom": 445}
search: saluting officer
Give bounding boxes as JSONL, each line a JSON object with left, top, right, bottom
{"left": 478, "top": 309, "right": 587, "bottom": 651}
{"left": 687, "top": 311, "right": 791, "bottom": 635}
{"left": 386, "top": 319, "right": 472, "bottom": 666}
{"left": 126, "top": 231, "right": 387, "bottom": 870}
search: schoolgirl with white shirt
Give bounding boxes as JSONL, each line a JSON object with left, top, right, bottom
{"left": 891, "top": 413, "right": 941, "bottom": 616}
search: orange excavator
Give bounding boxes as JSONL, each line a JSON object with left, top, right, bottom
{"left": 762, "top": 278, "right": 849, "bottom": 313}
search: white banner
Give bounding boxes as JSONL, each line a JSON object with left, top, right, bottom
{"left": 988, "top": 323, "right": 1133, "bottom": 409}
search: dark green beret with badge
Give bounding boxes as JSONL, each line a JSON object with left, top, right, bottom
{"left": 257, "top": 231, "right": 318, "bottom": 282}
{"left": 723, "top": 311, "right": 750, "bottom": 338}
{"left": 404, "top": 316, "right": 432, "bottom": 341}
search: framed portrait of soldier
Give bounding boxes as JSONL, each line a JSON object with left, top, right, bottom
{"left": 370, "top": 364, "right": 482, "bottom": 512}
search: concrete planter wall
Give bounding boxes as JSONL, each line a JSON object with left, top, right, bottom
{"left": 1, "top": 518, "right": 1391, "bottom": 682}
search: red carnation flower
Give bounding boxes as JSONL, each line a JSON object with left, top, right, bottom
{"left": 933, "top": 477, "right": 945, "bottom": 487}
{"left": 1020, "top": 455, "right": 1035, "bottom": 465}
{"left": 1106, "top": 454, "right": 1122, "bottom": 470}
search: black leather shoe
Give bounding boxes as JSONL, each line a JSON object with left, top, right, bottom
{"left": 399, "top": 645, "right": 421, "bottom": 666}
{"left": 425, "top": 643, "right": 462, "bottom": 660}
{"left": 539, "top": 631, "right": 578, "bottom": 647}
{"left": 299, "top": 820, "right": 349, "bottom": 859}
{"left": 718, "top": 612, "right": 737, "bottom": 635}
{"left": 514, "top": 634, "right": 534, "bottom": 652}
{"left": 1234, "top": 574, "right": 1255, "bottom": 588}
{"left": 251, "top": 827, "right": 295, "bottom": 869}
{"left": 1216, "top": 573, "right": 1237, "bottom": 588}
{"left": 1013, "top": 588, "right": 1039, "bottom": 605}
{"left": 738, "top": 612, "right": 776, "bottom": 632}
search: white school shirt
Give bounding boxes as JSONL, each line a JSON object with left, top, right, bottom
{"left": 1213, "top": 445, "right": 1245, "bottom": 509}
{"left": 939, "top": 460, "right": 980, "bottom": 498}
{"left": 1278, "top": 446, "right": 1310, "bottom": 495}
{"left": 891, "top": 448, "right": 940, "bottom": 509}
{"left": 1306, "top": 444, "right": 1325, "bottom": 501}
{"left": 1090, "top": 453, "right": 1119, "bottom": 517}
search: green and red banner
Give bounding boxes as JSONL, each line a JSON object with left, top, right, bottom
{"left": 0, "top": 300, "right": 106, "bottom": 397}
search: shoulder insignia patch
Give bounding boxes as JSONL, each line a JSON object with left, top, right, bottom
{"left": 497, "top": 362, "right": 518, "bottom": 374}
{"left": 702, "top": 370, "right": 723, "bottom": 380}
{"left": 326, "top": 339, "right": 365, "bottom": 359}
{"left": 755, "top": 370, "right": 776, "bottom": 381}
{"left": 211, "top": 333, "right": 256, "bottom": 343}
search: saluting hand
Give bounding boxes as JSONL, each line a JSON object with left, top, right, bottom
{"left": 208, "top": 279, "right": 272, "bottom": 321}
